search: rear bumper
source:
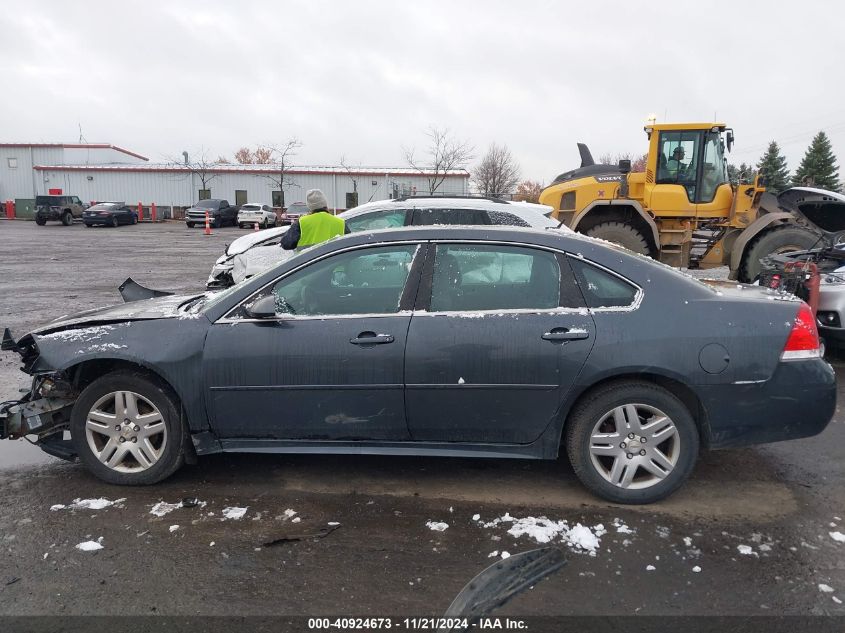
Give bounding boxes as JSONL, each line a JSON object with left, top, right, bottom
{"left": 83, "top": 217, "right": 114, "bottom": 225}
{"left": 698, "top": 359, "right": 836, "bottom": 449}
{"left": 35, "top": 209, "right": 62, "bottom": 221}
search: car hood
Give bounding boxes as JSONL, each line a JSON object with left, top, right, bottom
{"left": 778, "top": 187, "right": 845, "bottom": 244}
{"left": 31, "top": 293, "right": 204, "bottom": 335}
{"left": 226, "top": 225, "right": 289, "bottom": 255}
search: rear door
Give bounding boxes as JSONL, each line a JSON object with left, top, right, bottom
{"left": 404, "top": 241, "right": 595, "bottom": 444}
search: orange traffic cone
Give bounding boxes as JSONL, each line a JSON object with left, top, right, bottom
{"left": 204, "top": 211, "right": 213, "bottom": 236}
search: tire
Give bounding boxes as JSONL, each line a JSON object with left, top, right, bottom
{"left": 262, "top": 219, "right": 269, "bottom": 229}
{"left": 111, "top": 216, "right": 119, "bottom": 228}
{"left": 565, "top": 380, "right": 699, "bottom": 504}
{"left": 238, "top": 223, "right": 245, "bottom": 229}
{"left": 61, "top": 211, "right": 73, "bottom": 226}
{"left": 739, "top": 225, "right": 820, "bottom": 283}
{"left": 70, "top": 370, "right": 186, "bottom": 485}
{"left": 84, "top": 223, "right": 93, "bottom": 228}
{"left": 584, "top": 222, "right": 649, "bottom": 255}
{"left": 186, "top": 222, "right": 195, "bottom": 228}
{"left": 132, "top": 214, "right": 138, "bottom": 225}
{"left": 35, "top": 216, "right": 47, "bottom": 226}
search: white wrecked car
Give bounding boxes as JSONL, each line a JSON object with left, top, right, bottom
{"left": 208, "top": 196, "right": 565, "bottom": 288}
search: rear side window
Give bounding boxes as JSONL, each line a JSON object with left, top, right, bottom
{"left": 430, "top": 244, "right": 560, "bottom": 312}
{"left": 568, "top": 256, "right": 639, "bottom": 308}
{"left": 413, "top": 208, "right": 489, "bottom": 226}
{"left": 485, "top": 210, "right": 531, "bottom": 227}
{"left": 345, "top": 209, "right": 408, "bottom": 232}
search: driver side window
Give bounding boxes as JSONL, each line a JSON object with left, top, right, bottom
{"left": 270, "top": 244, "right": 418, "bottom": 316}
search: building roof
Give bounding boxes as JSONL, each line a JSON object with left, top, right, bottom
{"left": 32, "top": 163, "right": 470, "bottom": 178}
{"left": 0, "top": 143, "right": 149, "bottom": 161}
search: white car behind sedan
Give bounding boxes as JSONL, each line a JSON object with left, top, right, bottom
{"left": 237, "top": 203, "right": 277, "bottom": 229}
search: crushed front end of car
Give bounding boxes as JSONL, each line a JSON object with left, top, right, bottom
{"left": 1, "top": 329, "right": 78, "bottom": 459}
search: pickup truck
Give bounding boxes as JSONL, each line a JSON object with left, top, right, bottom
{"left": 185, "top": 199, "right": 239, "bottom": 228}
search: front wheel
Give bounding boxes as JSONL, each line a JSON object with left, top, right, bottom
{"left": 584, "top": 222, "right": 649, "bottom": 255}
{"left": 70, "top": 371, "right": 187, "bottom": 485}
{"left": 565, "top": 381, "right": 699, "bottom": 504}
{"left": 111, "top": 216, "right": 119, "bottom": 228}
{"left": 739, "top": 225, "right": 819, "bottom": 283}
{"left": 35, "top": 216, "right": 47, "bottom": 226}
{"left": 61, "top": 211, "right": 73, "bottom": 226}
{"left": 186, "top": 222, "right": 195, "bottom": 228}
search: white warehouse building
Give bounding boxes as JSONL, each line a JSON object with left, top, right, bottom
{"left": 0, "top": 142, "right": 470, "bottom": 215}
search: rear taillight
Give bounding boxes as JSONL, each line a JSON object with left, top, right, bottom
{"left": 781, "top": 302, "right": 821, "bottom": 361}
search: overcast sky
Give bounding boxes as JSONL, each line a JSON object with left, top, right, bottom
{"left": 2, "top": 0, "right": 843, "bottom": 181}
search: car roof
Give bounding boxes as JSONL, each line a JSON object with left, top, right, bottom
{"left": 342, "top": 197, "right": 554, "bottom": 218}
{"left": 240, "top": 202, "right": 267, "bottom": 206}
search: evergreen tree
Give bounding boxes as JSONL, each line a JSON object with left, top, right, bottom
{"left": 792, "top": 131, "right": 840, "bottom": 191}
{"left": 756, "top": 141, "right": 790, "bottom": 193}
{"left": 727, "top": 162, "right": 756, "bottom": 185}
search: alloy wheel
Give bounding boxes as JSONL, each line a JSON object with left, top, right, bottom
{"left": 588, "top": 403, "right": 679, "bottom": 490}
{"left": 85, "top": 390, "right": 168, "bottom": 472}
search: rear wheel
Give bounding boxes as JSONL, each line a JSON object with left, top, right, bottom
{"left": 132, "top": 214, "right": 138, "bottom": 225}
{"left": 70, "top": 371, "right": 186, "bottom": 485}
{"left": 35, "top": 216, "right": 46, "bottom": 226}
{"left": 61, "top": 211, "right": 73, "bottom": 226}
{"left": 584, "top": 222, "right": 649, "bottom": 255}
{"left": 565, "top": 381, "right": 699, "bottom": 504}
{"left": 111, "top": 216, "right": 119, "bottom": 228}
{"left": 740, "top": 225, "right": 819, "bottom": 283}
{"left": 186, "top": 222, "right": 195, "bottom": 228}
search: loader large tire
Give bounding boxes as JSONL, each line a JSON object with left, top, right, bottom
{"left": 739, "top": 225, "right": 819, "bottom": 283}
{"left": 584, "top": 222, "right": 649, "bottom": 255}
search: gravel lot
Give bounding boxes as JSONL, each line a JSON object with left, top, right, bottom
{"left": 0, "top": 220, "right": 843, "bottom": 623}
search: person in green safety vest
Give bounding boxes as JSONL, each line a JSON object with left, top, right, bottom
{"left": 281, "top": 189, "right": 349, "bottom": 250}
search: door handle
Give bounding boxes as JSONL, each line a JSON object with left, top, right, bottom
{"left": 350, "top": 331, "right": 394, "bottom": 345}
{"left": 541, "top": 328, "right": 589, "bottom": 342}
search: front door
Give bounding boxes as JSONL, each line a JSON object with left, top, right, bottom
{"left": 203, "top": 243, "right": 423, "bottom": 440}
{"left": 404, "top": 243, "right": 595, "bottom": 444}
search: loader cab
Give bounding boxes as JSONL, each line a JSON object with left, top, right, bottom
{"left": 646, "top": 124, "right": 731, "bottom": 216}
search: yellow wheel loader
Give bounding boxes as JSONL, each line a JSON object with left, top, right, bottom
{"left": 539, "top": 123, "right": 819, "bottom": 282}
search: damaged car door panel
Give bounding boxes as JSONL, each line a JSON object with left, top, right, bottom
{"left": 0, "top": 227, "right": 836, "bottom": 504}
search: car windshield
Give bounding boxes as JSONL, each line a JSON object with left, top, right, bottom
{"left": 241, "top": 204, "right": 260, "bottom": 210}
{"left": 286, "top": 203, "right": 308, "bottom": 214}
{"left": 89, "top": 203, "right": 119, "bottom": 211}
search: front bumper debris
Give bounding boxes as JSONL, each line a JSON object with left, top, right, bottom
{"left": 0, "top": 396, "right": 76, "bottom": 440}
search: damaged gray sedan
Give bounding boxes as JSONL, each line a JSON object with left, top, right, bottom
{"left": 0, "top": 226, "right": 836, "bottom": 504}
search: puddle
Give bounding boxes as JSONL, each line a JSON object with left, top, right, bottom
{"left": 0, "top": 438, "right": 60, "bottom": 469}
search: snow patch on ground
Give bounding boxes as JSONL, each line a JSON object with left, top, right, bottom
{"left": 692, "top": 566, "right": 702, "bottom": 573}
{"left": 426, "top": 520, "right": 449, "bottom": 532}
{"left": 612, "top": 518, "right": 633, "bottom": 534}
{"left": 830, "top": 531, "right": 845, "bottom": 543}
{"left": 500, "top": 551, "right": 511, "bottom": 559}
{"left": 169, "top": 525, "right": 179, "bottom": 533}
{"left": 52, "top": 497, "right": 125, "bottom": 511}
{"left": 150, "top": 501, "right": 183, "bottom": 517}
{"left": 646, "top": 565, "right": 656, "bottom": 571}
{"left": 819, "top": 584, "right": 835, "bottom": 593}
{"left": 222, "top": 507, "right": 248, "bottom": 520}
{"left": 737, "top": 545, "right": 757, "bottom": 556}
{"left": 481, "top": 513, "right": 606, "bottom": 556}
{"left": 75, "top": 539, "right": 104, "bottom": 552}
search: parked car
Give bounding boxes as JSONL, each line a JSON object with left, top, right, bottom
{"left": 82, "top": 202, "right": 138, "bottom": 227}
{"left": 237, "top": 203, "right": 277, "bottom": 229}
{"left": 34, "top": 194, "right": 88, "bottom": 226}
{"left": 185, "top": 199, "right": 238, "bottom": 228}
{"left": 206, "top": 196, "right": 564, "bottom": 288}
{"left": 279, "top": 202, "right": 309, "bottom": 225}
{"left": 757, "top": 187, "right": 845, "bottom": 345}
{"left": 1, "top": 226, "right": 834, "bottom": 503}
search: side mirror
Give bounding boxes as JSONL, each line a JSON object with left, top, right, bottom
{"left": 244, "top": 295, "right": 278, "bottom": 319}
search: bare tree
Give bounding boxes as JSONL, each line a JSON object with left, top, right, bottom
{"left": 234, "top": 145, "right": 274, "bottom": 164}
{"left": 262, "top": 139, "right": 303, "bottom": 207}
{"left": 472, "top": 143, "right": 520, "bottom": 197}
{"left": 403, "top": 127, "right": 474, "bottom": 194}
{"left": 339, "top": 155, "right": 360, "bottom": 208}
{"left": 215, "top": 155, "right": 229, "bottom": 164}
{"left": 168, "top": 148, "right": 221, "bottom": 196}
{"left": 597, "top": 152, "right": 648, "bottom": 172}
{"left": 513, "top": 179, "right": 544, "bottom": 204}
